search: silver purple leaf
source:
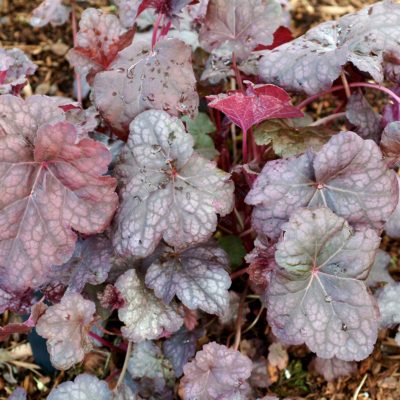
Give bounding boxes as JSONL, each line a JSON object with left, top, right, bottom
{"left": 366, "top": 249, "right": 394, "bottom": 287}
{"left": 36, "top": 292, "right": 96, "bottom": 370}
{"left": 115, "top": 269, "right": 183, "bottom": 342}
{"left": 313, "top": 356, "right": 356, "bottom": 381}
{"left": 0, "top": 48, "right": 37, "bottom": 95}
{"left": 113, "top": 110, "right": 234, "bottom": 257}
{"left": 30, "top": 0, "right": 70, "bottom": 27}
{"left": 385, "top": 176, "right": 400, "bottom": 238}
{"left": 114, "top": 0, "right": 141, "bottom": 28}
{"left": 199, "top": 0, "right": 282, "bottom": 60}
{"left": 260, "top": 1, "right": 400, "bottom": 94}
{"left": 181, "top": 342, "right": 253, "bottom": 400}
{"left": 145, "top": 242, "right": 231, "bottom": 315}
{"left": 381, "top": 121, "right": 400, "bottom": 167}
{"left": 345, "top": 91, "right": 382, "bottom": 143}
{"left": 163, "top": 327, "right": 204, "bottom": 377}
{"left": 8, "top": 388, "right": 26, "bottom": 400}
{"left": 47, "top": 374, "right": 112, "bottom": 400}
{"left": 49, "top": 235, "right": 112, "bottom": 293}
{"left": 128, "top": 340, "right": 174, "bottom": 394}
{"left": 246, "top": 131, "right": 398, "bottom": 239}
{"left": 267, "top": 207, "right": 380, "bottom": 361}
{"left": 93, "top": 38, "right": 199, "bottom": 134}
{"left": 377, "top": 282, "right": 400, "bottom": 327}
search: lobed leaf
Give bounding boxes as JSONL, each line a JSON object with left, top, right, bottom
{"left": 50, "top": 235, "right": 112, "bottom": 293}
{"left": 36, "top": 293, "right": 96, "bottom": 370}
{"left": 377, "top": 282, "right": 400, "bottom": 327}
{"left": 30, "top": 0, "right": 70, "bottom": 27}
{"left": 0, "top": 117, "right": 118, "bottom": 293}
{"left": 181, "top": 342, "right": 253, "bottom": 400}
{"left": 145, "top": 241, "right": 231, "bottom": 315}
{"left": 207, "top": 81, "right": 303, "bottom": 133}
{"left": 246, "top": 131, "right": 398, "bottom": 239}
{"left": 254, "top": 118, "right": 333, "bottom": 157}
{"left": 93, "top": 38, "right": 199, "bottom": 135}
{"left": 113, "top": 110, "right": 234, "bottom": 257}
{"left": 66, "top": 8, "right": 134, "bottom": 81}
{"left": 163, "top": 327, "right": 203, "bottom": 377}
{"left": 47, "top": 374, "right": 112, "bottom": 400}
{"left": 115, "top": 269, "right": 183, "bottom": 342}
{"left": 260, "top": 1, "right": 400, "bottom": 94}
{"left": 345, "top": 91, "right": 382, "bottom": 143}
{"left": 128, "top": 340, "right": 174, "bottom": 394}
{"left": 381, "top": 121, "right": 400, "bottom": 167}
{"left": 267, "top": 207, "right": 380, "bottom": 361}
{"left": 0, "top": 48, "right": 37, "bottom": 95}
{"left": 199, "top": 0, "right": 282, "bottom": 60}
{"left": 313, "top": 357, "right": 357, "bottom": 382}
{"left": 366, "top": 249, "right": 394, "bottom": 287}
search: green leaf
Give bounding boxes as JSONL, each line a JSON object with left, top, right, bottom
{"left": 254, "top": 119, "right": 333, "bottom": 157}
{"left": 182, "top": 113, "right": 219, "bottom": 160}
{"left": 217, "top": 235, "right": 246, "bottom": 269}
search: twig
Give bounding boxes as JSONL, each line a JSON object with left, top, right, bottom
{"left": 352, "top": 373, "right": 368, "bottom": 400}
{"left": 115, "top": 341, "right": 133, "bottom": 389}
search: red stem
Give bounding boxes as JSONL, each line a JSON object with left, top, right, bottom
{"left": 230, "top": 267, "right": 249, "bottom": 280}
{"left": 231, "top": 52, "right": 244, "bottom": 92}
{"left": 71, "top": 2, "right": 82, "bottom": 104}
{"left": 89, "top": 331, "right": 123, "bottom": 352}
{"left": 152, "top": 13, "right": 163, "bottom": 50}
{"left": 298, "top": 82, "right": 400, "bottom": 109}
{"left": 160, "top": 20, "right": 172, "bottom": 38}
{"left": 242, "top": 129, "right": 248, "bottom": 164}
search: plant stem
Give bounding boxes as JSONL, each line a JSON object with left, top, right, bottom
{"left": 115, "top": 341, "right": 133, "bottom": 390}
{"left": 242, "top": 306, "right": 265, "bottom": 334}
{"left": 233, "top": 282, "right": 249, "bottom": 351}
{"left": 152, "top": 13, "right": 163, "bottom": 50}
{"left": 231, "top": 52, "right": 244, "bottom": 92}
{"left": 310, "top": 112, "right": 347, "bottom": 126}
{"left": 88, "top": 332, "right": 121, "bottom": 352}
{"left": 71, "top": 1, "right": 82, "bottom": 104}
{"left": 242, "top": 129, "right": 248, "bottom": 163}
{"left": 298, "top": 82, "right": 400, "bottom": 109}
{"left": 230, "top": 267, "right": 249, "bottom": 280}
{"left": 340, "top": 71, "right": 351, "bottom": 98}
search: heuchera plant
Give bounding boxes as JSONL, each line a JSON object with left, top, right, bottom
{"left": 3, "top": 0, "right": 400, "bottom": 398}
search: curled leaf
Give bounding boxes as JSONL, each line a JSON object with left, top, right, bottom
{"left": 47, "top": 374, "right": 112, "bottom": 400}
{"left": 115, "top": 269, "right": 183, "bottom": 342}
{"left": 113, "top": 110, "right": 234, "bottom": 257}
{"left": 36, "top": 293, "right": 96, "bottom": 370}
{"left": 145, "top": 242, "right": 231, "bottom": 315}
{"left": 246, "top": 131, "right": 398, "bottom": 239}
{"left": 0, "top": 48, "right": 37, "bottom": 95}
{"left": 207, "top": 81, "right": 303, "bottom": 133}
{"left": 199, "top": 0, "right": 282, "bottom": 60}
{"left": 181, "top": 342, "right": 253, "bottom": 400}
{"left": 260, "top": 1, "right": 400, "bottom": 94}
{"left": 66, "top": 8, "right": 134, "bottom": 81}
{"left": 267, "top": 207, "right": 380, "bottom": 361}
{"left": 30, "top": 0, "right": 70, "bottom": 27}
{"left": 93, "top": 39, "right": 199, "bottom": 135}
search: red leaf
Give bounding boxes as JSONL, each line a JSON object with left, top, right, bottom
{"left": 254, "top": 26, "right": 294, "bottom": 51}
{"left": 207, "top": 81, "right": 303, "bottom": 133}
